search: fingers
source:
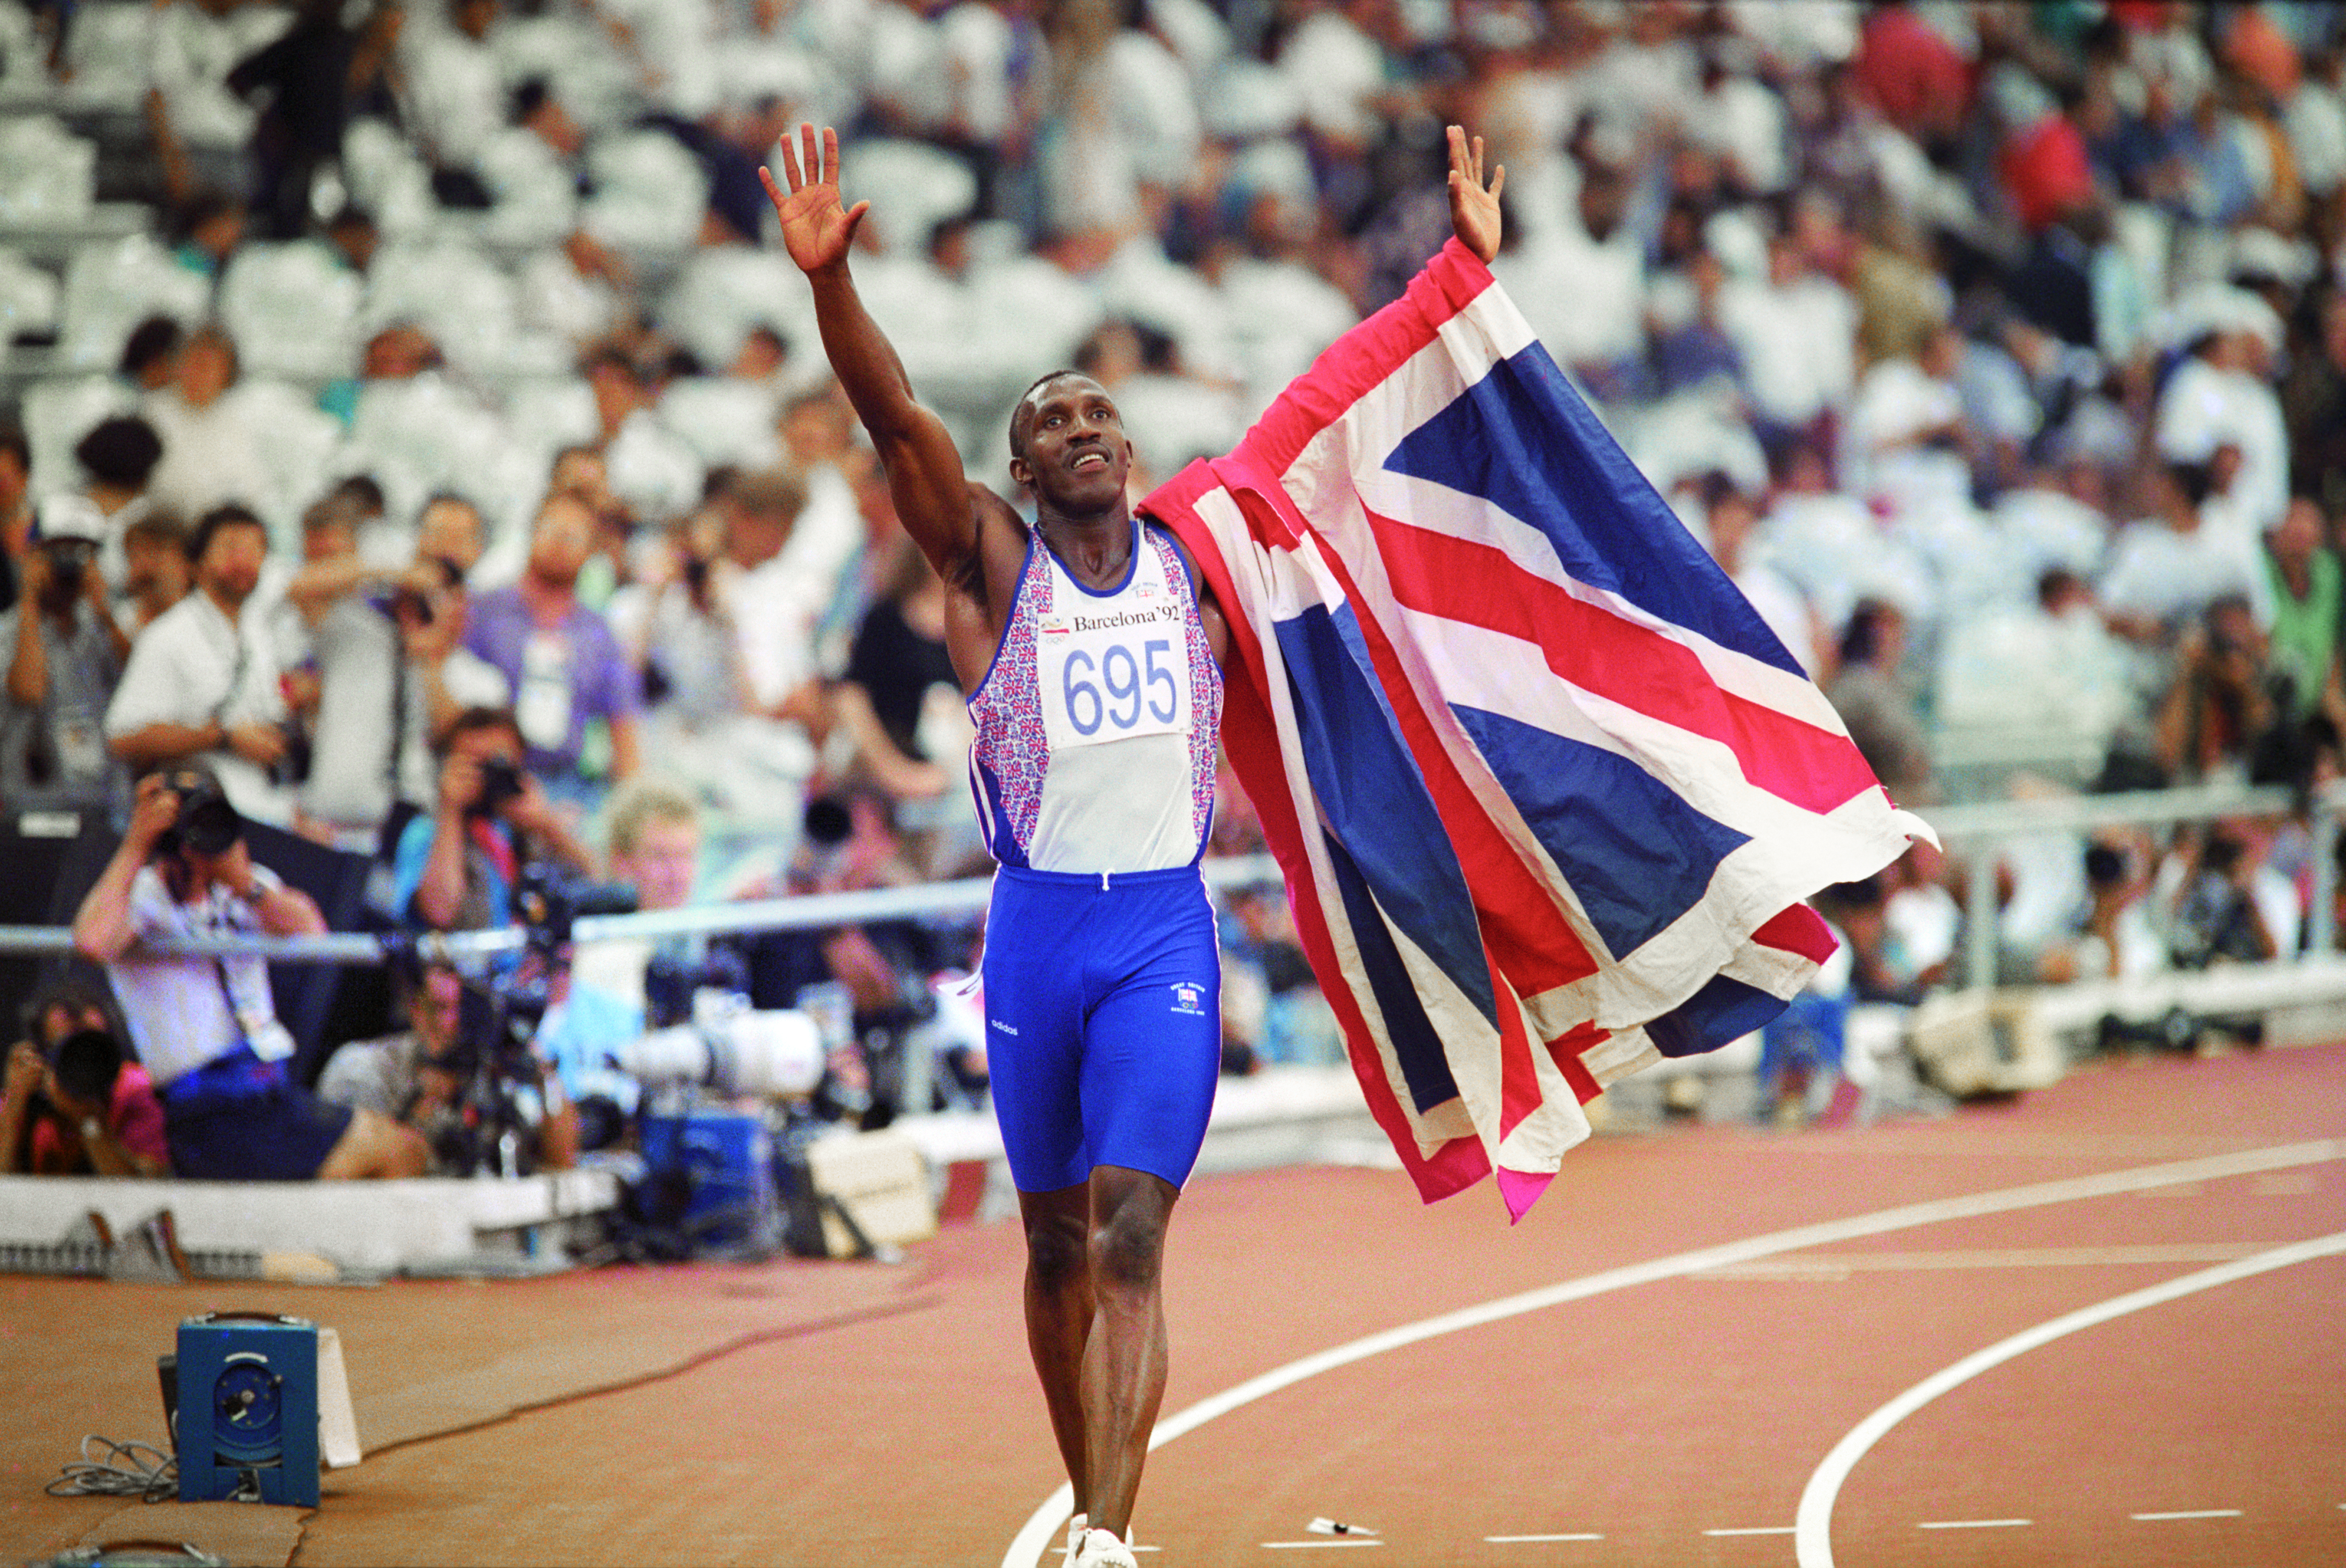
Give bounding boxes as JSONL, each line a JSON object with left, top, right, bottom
{"left": 840, "top": 198, "right": 871, "bottom": 247}
{"left": 801, "top": 121, "right": 822, "bottom": 185}
{"left": 1471, "top": 133, "right": 1485, "bottom": 184}
{"left": 777, "top": 127, "right": 803, "bottom": 189}
{"left": 1489, "top": 162, "right": 1505, "bottom": 201}
{"left": 823, "top": 124, "right": 842, "bottom": 186}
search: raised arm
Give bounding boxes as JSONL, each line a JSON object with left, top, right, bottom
{"left": 761, "top": 126, "right": 980, "bottom": 581}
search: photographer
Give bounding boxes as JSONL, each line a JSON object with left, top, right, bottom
{"left": 391, "top": 706, "right": 599, "bottom": 932}
{"left": 2153, "top": 595, "right": 2282, "bottom": 787}
{"left": 3, "top": 496, "right": 133, "bottom": 813}
{"left": 317, "top": 960, "right": 581, "bottom": 1174}
{"left": 71, "top": 765, "right": 428, "bottom": 1180}
{"left": 0, "top": 984, "right": 169, "bottom": 1177}
{"left": 103, "top": 503, "right": 296, "bottom": 826}
{"left": 286, "top": 496, "right": 508, "bottom": 848}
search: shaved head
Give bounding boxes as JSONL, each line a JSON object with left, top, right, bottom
{"left": 1008, "top": 369, "right": 1093, "bottom": 461}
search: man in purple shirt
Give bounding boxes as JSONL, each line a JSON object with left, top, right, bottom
{"left": 464, "top": 493, "right": 642, "bottom": 792}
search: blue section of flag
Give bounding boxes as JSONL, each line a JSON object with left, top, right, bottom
{"left": 1319, "top": 827, "right": 1462, "bottom": 1115}
{"left": 1270, "top": 601, "right": 1495, "bottom": 1027}
{"left": 1450, "top": 704, "right": 1751, "bottom": 957}
{"left": 1382, "top": 345, "right": 1806, "bottom": 677}
{"left": 1647, "top": 973, "right": 1786, "bottom": 1059}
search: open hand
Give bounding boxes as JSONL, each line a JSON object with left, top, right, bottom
{"left": 761, "top": 123, "right": 870, "bottom": 276}
{"left": 1447, "top": 124, "right": 1504, "bottom": 266}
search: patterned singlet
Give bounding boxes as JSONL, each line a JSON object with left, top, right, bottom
{"left": 966, "top": 519, "right": 1222, "bottom": 873}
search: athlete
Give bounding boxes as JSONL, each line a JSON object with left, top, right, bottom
{"left": 764, "top": 122, "right": 1502, "bottom": 1568}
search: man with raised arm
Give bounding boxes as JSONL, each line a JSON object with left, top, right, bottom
{"left": 764, "top": 122, "right": 1503, "bottom": 1568}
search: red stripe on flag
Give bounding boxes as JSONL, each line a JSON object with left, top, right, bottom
{"left": 1751, "top": 902, "right": 1840, "bottom": 964}
{"left": 1544, "top": 1020, "right": 1606, "bottom": 1105}
{"left": 1366, "top": 511, "right": 1882, "bottom": 815}
{"left": 1156, "top": 491, "right": 1491, "bottom": 1206}
{"left": 1238, "top": 238, "right": 1495, "bottom": 478}
{"left": 1222, "top": 473, "right": 1583, "bottom": 1141}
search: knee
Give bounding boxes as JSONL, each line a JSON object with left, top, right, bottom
{"left": 1088, "top": 1202, "right": 1167, "bottom": 1297}
{"left": 1024, "top": 1209, "right": 1089, "bottom": 1289}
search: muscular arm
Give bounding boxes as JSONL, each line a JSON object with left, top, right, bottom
{"left": 763, "top": 127, "right": 980, "bottom": 583}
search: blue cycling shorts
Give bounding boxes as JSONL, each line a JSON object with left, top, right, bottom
{"left": 982, "top": 864, "right": 1222, "bottom": 1193}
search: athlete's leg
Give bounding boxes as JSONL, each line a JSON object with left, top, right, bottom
{"left": 1020, "top": 1180, "right": 1095, "bottom": 1518}
{"left": 1081, "top": 1163, "right": 1178, "bottom": 1540}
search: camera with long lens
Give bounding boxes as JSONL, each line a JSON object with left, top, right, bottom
{"left": 154, "top": 765, "right": 244, "bottom": 857}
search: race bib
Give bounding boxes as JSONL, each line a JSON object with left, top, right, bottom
{"left": 1036, "top": 598, "right": 1192, "bottom": 752}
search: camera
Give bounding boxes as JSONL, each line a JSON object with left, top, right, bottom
{"left": 473, "top": 757, "right": 525, "bottom": 816}
{"left": 43, "top": 538, "right": 94, "bottom": 598}
{"left": 367, "top": 584, "right": 436, "bottom": 625}
{"left": 155, "top": 766, "right": 243, "bottom": 857}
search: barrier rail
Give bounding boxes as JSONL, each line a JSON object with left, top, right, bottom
{"left": 0, "top": 853, "right": 1289, "bottom": 965}
{"left": 4, "top": 781, "right": 2339, "bottom": 993}
{"left": 1921, "top": 782, "right": 2343, "bottom": 988}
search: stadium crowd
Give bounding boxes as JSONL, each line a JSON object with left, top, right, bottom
{"left": 4, "top": 0, "right": 2346, "bottom": 1180}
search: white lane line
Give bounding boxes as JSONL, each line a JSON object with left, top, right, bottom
{"left": 1916, "top": 1519, "right": 2031, "bottom": 1529}
{"left": 1794, "top": 1231, "right": 2346, "bottom": 1568}
{"left": 1262, "top": 1541, "right": 1383, "bottom": 1549}
{"left": 997, "top": 1139, "right": 2346, "bottom": 1568}
{"left": 1484, "top": 1534, "right": 1603, "bottom": 1542}
{"left": 2131, "top": 1510, "right": 2243, "bottom": 1521}
{"left": 1703, "top": 1527, "right": 1795, "bottom": 1536}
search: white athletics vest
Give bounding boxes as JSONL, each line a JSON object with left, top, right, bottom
{"left": 966, "top": 521, "right": 1221, "bottom": 873}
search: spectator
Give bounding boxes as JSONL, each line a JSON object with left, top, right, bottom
{"left": 1, "top": 984, "right": 170, "bottom": 1177}
{"left": 105, "top": 503, "right": 294, "bottom": 826}
{"left": 2153, "top": 594, "right": 2279, "bottom": 786}
{"left": 609, "top": 500, "right": 810, "bottom": 823}
{"left": 2262, "top": 494, "right": 2345, "bottom": 729}
{"left": 316, "top": 961, "right": 581, "bottom": 1174}
{"left": 463, "top": 493, "right": 644, "bottom": 795}
{"left": 417, "top": 491, "right": 488, "bottom": 583}
{"left": 391, "top": 705, "right": 599, "bottom": 933}
{"left": 1826, "top": 597, "right": 1935, "bottom": 804}
{"left": 285, "top": 497, "right": 509, "bottom": 848}
{"left": 227, "top": 0, "right": 402, "bottom": 238}
{"left": 119, "top": 511, "right": 193, "bottom": 633}
{"left": 119, "top": 317, "right": 185, "bottom": 395}
{"left": 2156, "top": 819, "right": 2293, "bottom": 970}
{"left": 0, "top": 425, "right": 28, "bottom": 615}
{"left": 71, "top": 766, "right": 428, "bottom": 1180}
{"left": 142, "top": 323, "right": 273, "bottom": 533}
{"left": 2036, "top": 837, "right": 2167, "bottom": 984}
{"left": 2099, "top": 458, "right": 2273, "bottom": 645}
{"left": 73, "top": 416, "right": 166, "bottom": 595}
{"left": 3, "top": 496, "right": 132, "bottom": 813}
{"left": 835, "top": 534, "right": 976, "bottom": 872}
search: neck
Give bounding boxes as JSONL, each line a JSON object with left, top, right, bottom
{"left": 202, "top": 581, "right": 245, "bottom": 618}
{"left": 519, "top": 572, "right": 574, "bottom": 619}
{"left": 89, "top": 484, "right": 136, "bottom": 515}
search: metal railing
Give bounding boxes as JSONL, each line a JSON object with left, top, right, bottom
{"left": 4, "top": 783, "right": 2338, "bottom": 992}
{"left": 0, "top": 853, "right": 1289, "bottom": 966}
{"left": 1919, "top": 782, "right": 2343, "bottom": 990}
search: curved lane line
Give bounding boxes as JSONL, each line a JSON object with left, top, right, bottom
{"left": 1002, "top": 1139, "right": 2345, "bottom": 1568}
{"left": 1792, "top": 1231, "right": 2346, "bottom": 1568}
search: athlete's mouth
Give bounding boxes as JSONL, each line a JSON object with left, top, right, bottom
{"left": 1071, "top": 450, "right": 1110, "bottom": 472}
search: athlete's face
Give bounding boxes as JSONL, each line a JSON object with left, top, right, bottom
{"left": 1013, "top": 375, "right": 1131, "bottom": 513}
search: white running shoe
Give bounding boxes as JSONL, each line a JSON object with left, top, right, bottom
{"left": 1071, "top": 1527, "right": 1139, "bottom": 1568}
{"left": 1060, "top": 1513, "right": 1088, "bottom": 1568}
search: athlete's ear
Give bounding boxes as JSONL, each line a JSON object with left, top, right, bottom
{"left": 1008, "top": 451, "right": 1033, "bottom": 490}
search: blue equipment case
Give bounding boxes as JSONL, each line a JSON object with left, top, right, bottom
{"left": 176, "top": 1313, "right": 320, "bottom": 1506}
{"left": 639, "top": 1109, "right": 779, "bottom": 1252}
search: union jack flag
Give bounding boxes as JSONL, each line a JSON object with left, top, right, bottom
{"left": 1143, "top": 239, "right": 1932, "bottom": 1219}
